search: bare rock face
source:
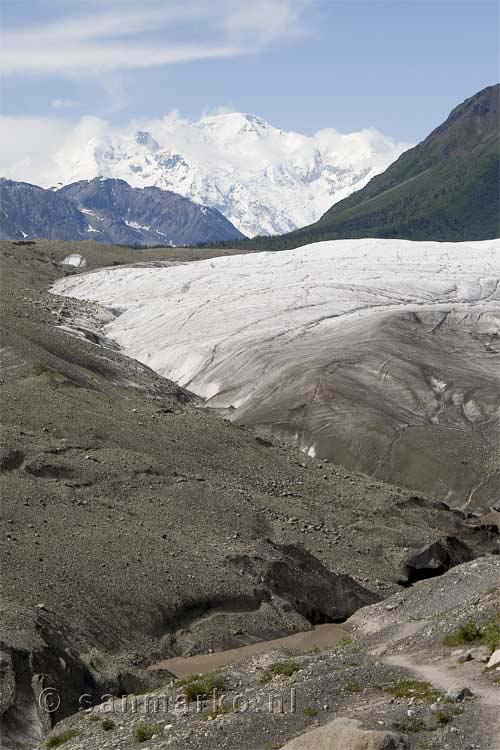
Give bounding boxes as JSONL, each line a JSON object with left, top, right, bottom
{"left": 0, "top": 177, "right": 245, "bottom": 245}
{"left": 0, "top": 651, "right": 15, "bottom": 716}
{"left": 281, "top": 717, "right": 410, "bottom": 750}
{"left": 227, "top": 541, "right": 380, "bottom": 624}
{"left": 0, "top": 448, "right": 24, "bottom": 472}
{"left": 398, "top": 536, "right": 475, "bottom": 586}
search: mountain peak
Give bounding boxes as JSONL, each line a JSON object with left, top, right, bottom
{"left": 277, "top": 84, "right": 500, "bottom": 247}
{"left": 135, "top": 130, "right": 160, "bottom": 150}
{"left": 198, "top": 111, "right": 272, "bottom": 135}
{"left": 49, "top": 112, "right": 407, "bottom": 237}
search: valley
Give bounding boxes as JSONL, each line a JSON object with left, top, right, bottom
{"left": 1, "top": 238, "right": 498, "bottom": 750}
{"left": 0, "top": 68, "right": 499, "bottom": 750}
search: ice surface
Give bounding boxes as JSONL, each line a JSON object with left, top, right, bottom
{"left": 52, "top": 238, "right": 500, "bottom": 506}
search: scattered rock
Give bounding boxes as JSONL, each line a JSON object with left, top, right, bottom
{"left": 281, "top": 717, "right": 410, "bottom": 749}
{"left": 468, "top": 646, "right": 490, "bottom": 663}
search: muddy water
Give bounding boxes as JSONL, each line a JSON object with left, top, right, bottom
{"left": 149, "top": 623, "right": 347, "bottom": 678}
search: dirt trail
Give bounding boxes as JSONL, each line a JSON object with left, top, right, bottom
{"left": 385, "top": 652, "right": 500, "bottom": 747}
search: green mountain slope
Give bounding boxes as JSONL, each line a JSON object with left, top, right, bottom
{"left": 203, "top": 85, "right": 499, "bottom": 251}
{"left": 302, "top": 84, "right": 500, "bottom": 244}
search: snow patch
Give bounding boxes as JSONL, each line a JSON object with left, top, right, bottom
{"left": 60, "top": 254, "right": 87, "bottom": 268}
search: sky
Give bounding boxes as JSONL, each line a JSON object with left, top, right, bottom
{"left": 0, "top": 0, "right": 498, "bottom": 181}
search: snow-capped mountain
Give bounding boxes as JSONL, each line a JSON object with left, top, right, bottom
{"left": 0, "top": 177, "right": 244, "bottom": 245}
{"left": 52, "top": 113, "right": 409, "bottom": 237}
{"left": 53, "top": 238, "right": 500, "bottom": 508}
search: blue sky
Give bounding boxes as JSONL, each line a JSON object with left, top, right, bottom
{"left": 1, "top": 0, "right": 498, "bottom": 142}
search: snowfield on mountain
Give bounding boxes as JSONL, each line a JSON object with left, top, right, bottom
{"left": 52, "top": 238, "right": 500, "bottom": 508}
{"left": 48, "top": 112, "right": 409, "bottom": 237}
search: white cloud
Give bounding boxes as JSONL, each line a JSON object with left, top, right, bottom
{"left": 223, "top": 0, "right": 309, "bottom": 44}
{"left": 0, "top": 110, "right": 409, "bottom": 198}
{"left": 1, "top": 1, "right": 308, "bottom": 77}
{"left": 0, "top": 115, "right": 109, "bottom": 186}
{"left": 201, "top": 104, "right": 238, "bottom": 118}
{"left": 51, "top": 98, "right": 79, "bottom": 109}
{"left": 0, "top": 116, "right": 69, "bottom": 185}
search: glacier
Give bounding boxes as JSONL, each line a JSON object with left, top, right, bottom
{"left": 49, "top": 112, "right": 409, "bottom": 237}
{"left": 52, "top": 238, "right": 500, "bottom": 509}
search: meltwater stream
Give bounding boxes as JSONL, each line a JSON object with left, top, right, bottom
{"left": 148, "top": 623, "right": 347, "bottom": 678}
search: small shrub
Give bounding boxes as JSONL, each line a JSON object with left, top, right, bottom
{"left": 44, "top": 730, "right": 79, "bottom": 748}
{"left": 443, "top": 620, "right": 483, "bottom": 646}
{"left": 176, "top": 672, "right": 225, "bottom": 702}
{"left": 347, "top": 680, "right": 361, "bottom": 693}
{"left": 385, "top": 679, "right": 442, "bottom": 702}
{"left": 392, "top": 717, "right": 425, "bottom": 734}
{"left": 435, "top": 710, "right": 451, "bottom": 725}
{"left": 335, "top": 636, "right": 353, "bottom": 649}
{"left": 303, "top": 707, "right": 318, "bottom": 717}
{"left": 88, "top": 715, "right": 100, "bottom": 722}
{"left": 269, "top": 659, "right": 301, "bottom": 678}
{"left": 482, "top": 614, "right": 500, "bottom": 652}
{"left": 134, "top": 722, "right": 163, "bottom": 743}
{"left": 258, "top": 670, "right": 272, "bottom": 685}
{"left": 101, "top": 718, "right": 115, "bottom": 731}
{"left": 444, "top": 613, "right": 500, "bottom": 652}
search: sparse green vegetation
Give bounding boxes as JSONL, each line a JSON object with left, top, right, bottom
{"left": 101, "top": 718, "right": 115, "bottom": 731}
{"left": 444, "top": 613, "right": 500, "bottom": 652}
{"left": 483, "top": 613, "right": 500, "bottom": 652}
{"left": 258, "top": 658, "right": 302, "bottom": 684}
{"left": 269, "top": 659, "right": 302, "bottom": 677}
{"left": 133, "top": 722, "right": 163, "bottom": 743}
{"left": 443, "top": 620, "right": 483, "bottom": 646}
{"left": 397, "top": 717, "right": 426, "bottom": 734}
{"left": 346, "top": 680, "right": 361, "bottom": 693}
{"left": 385, "top": 679, "right": 443, "bottom": 702}
{"left": 435, "top": 710, "right": 451, "bottom": 725}
{"left": 176, "top": 672, "right": 225, "bottom": 702}
{"left": 44, "top": 730, "right": 79, "bottom": 748}
{"left": 303, "top": 707, "right": 318, "bottom": 717}
{"left": 335, "top": 636, "right": 353, "bottom": 649}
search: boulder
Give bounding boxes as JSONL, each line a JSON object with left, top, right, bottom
{"left": 445, "top": 686, "right": 473, "bottom": 702}
{"left": 487, "top": 649, "right": 500, "bottom": 669}
{"left": 398, "top": 536, "right": 474, "bottom": 585}
{"left": 468, "top": 646, "right": 491, "bottom": 663}
{"left": 281, "top": 717, "right": 410, "bottom": 749}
